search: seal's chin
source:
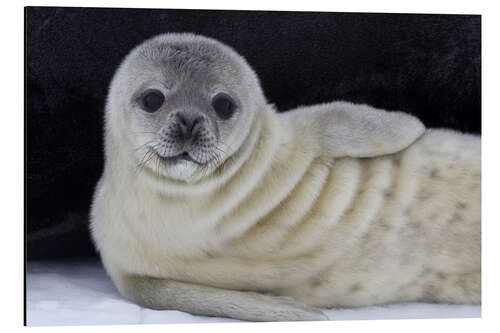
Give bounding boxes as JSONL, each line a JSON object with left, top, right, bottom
{"left": 145, "top": 151, "right": 201, "bottom": 182}
{"left": 159, "top": 152, "right": 202, "bottom": 165}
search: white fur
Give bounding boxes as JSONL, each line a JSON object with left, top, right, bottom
{"left": 90, "top": 34, "right": 480, "bottom": 321}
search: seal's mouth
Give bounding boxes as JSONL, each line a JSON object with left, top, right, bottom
{"left": 159, "top": 152, "right": 201, "bottom": 165}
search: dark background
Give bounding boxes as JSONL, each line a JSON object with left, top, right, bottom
{"left": 26, "top": 7, "right": 481, "bottom": 260}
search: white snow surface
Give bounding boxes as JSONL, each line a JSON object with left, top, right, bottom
{"left": 26, "top": 259, "right": 481, "bottom": 326}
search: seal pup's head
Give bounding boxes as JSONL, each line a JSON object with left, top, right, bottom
{"left": 105, "top": 33, "right": 266, "bottom": 183}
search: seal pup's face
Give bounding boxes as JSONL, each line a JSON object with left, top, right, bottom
{"left": 106, "top": 34, "right": 266, "bottom": 183}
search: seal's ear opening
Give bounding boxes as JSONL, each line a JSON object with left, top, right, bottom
{"left": 319, "top": 102, "right": 426, "bottom": 158}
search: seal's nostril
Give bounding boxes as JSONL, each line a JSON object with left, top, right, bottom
{"left": 177, "top": 113, "right": 189, "bottom": 128}
{"left": 175, "top": 113, "right": 205, "bottom": 141}
{"left": 191, "top": 117, "right": 204, "bottom": 133}
{"left": 192, "top": 117, "right": 203, "bottom": 126}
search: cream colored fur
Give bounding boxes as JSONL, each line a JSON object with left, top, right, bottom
{"left": 90, "top": 33, "right": 481, "bottom": 322}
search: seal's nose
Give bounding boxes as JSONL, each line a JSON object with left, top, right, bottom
{"left": 176, "top": 112, "right": 204, "bottom": 141}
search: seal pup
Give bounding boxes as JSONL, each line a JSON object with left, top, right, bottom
{"left": 90, "top": 33, "right": 481, "bottom": 321}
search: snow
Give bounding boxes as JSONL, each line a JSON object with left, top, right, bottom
{"left": 26, "top": 259, "right": 481, "bottom": 326}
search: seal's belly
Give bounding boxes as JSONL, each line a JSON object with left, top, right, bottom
{"left": 142, "top": 154, "right": 404, "bottom": 287}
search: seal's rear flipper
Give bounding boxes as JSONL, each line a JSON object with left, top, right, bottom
{"left": 120, "top": 275, "right": 328, "bottom": 322}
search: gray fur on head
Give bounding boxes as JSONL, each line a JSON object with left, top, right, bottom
{"left": 105, "top": 33, "right": 266, "bottom": 182}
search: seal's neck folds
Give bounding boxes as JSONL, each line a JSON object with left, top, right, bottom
{"left": 140, "top": 105, "right": 282, "bottom": 197}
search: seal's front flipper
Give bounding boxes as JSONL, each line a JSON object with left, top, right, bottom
{"left": 120, "top": 275, "right": 328, "bottom": 322}
{"left": 284, "top": 101, "right": 425, "bottom": 158}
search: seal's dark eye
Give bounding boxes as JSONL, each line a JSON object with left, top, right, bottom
{"left": 212, "top": 93, "right": 236, "bottom": 120}
{"left": 140, "top": 89, "right": 165, "bottom": 113}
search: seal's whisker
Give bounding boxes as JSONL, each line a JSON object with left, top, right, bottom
{"left": 133, "top": 140, "right": 156, "bottom": 152}
{"left": 135, "top": 152, "right": 151, "bottom": 175}
{"left": 135, "top": 142, "right": 161, "bottom": 174}
{"left": 131, "top": 131, "right": 158, "bottom": 135}
{"left": 155, "top": 153, "right": 162, "bottom": 179}
{"left": 136, "top": 150, "right": 156, "bottom": 174}
{"left": 214, "top": 146, "right": 227, "bottom": 155}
